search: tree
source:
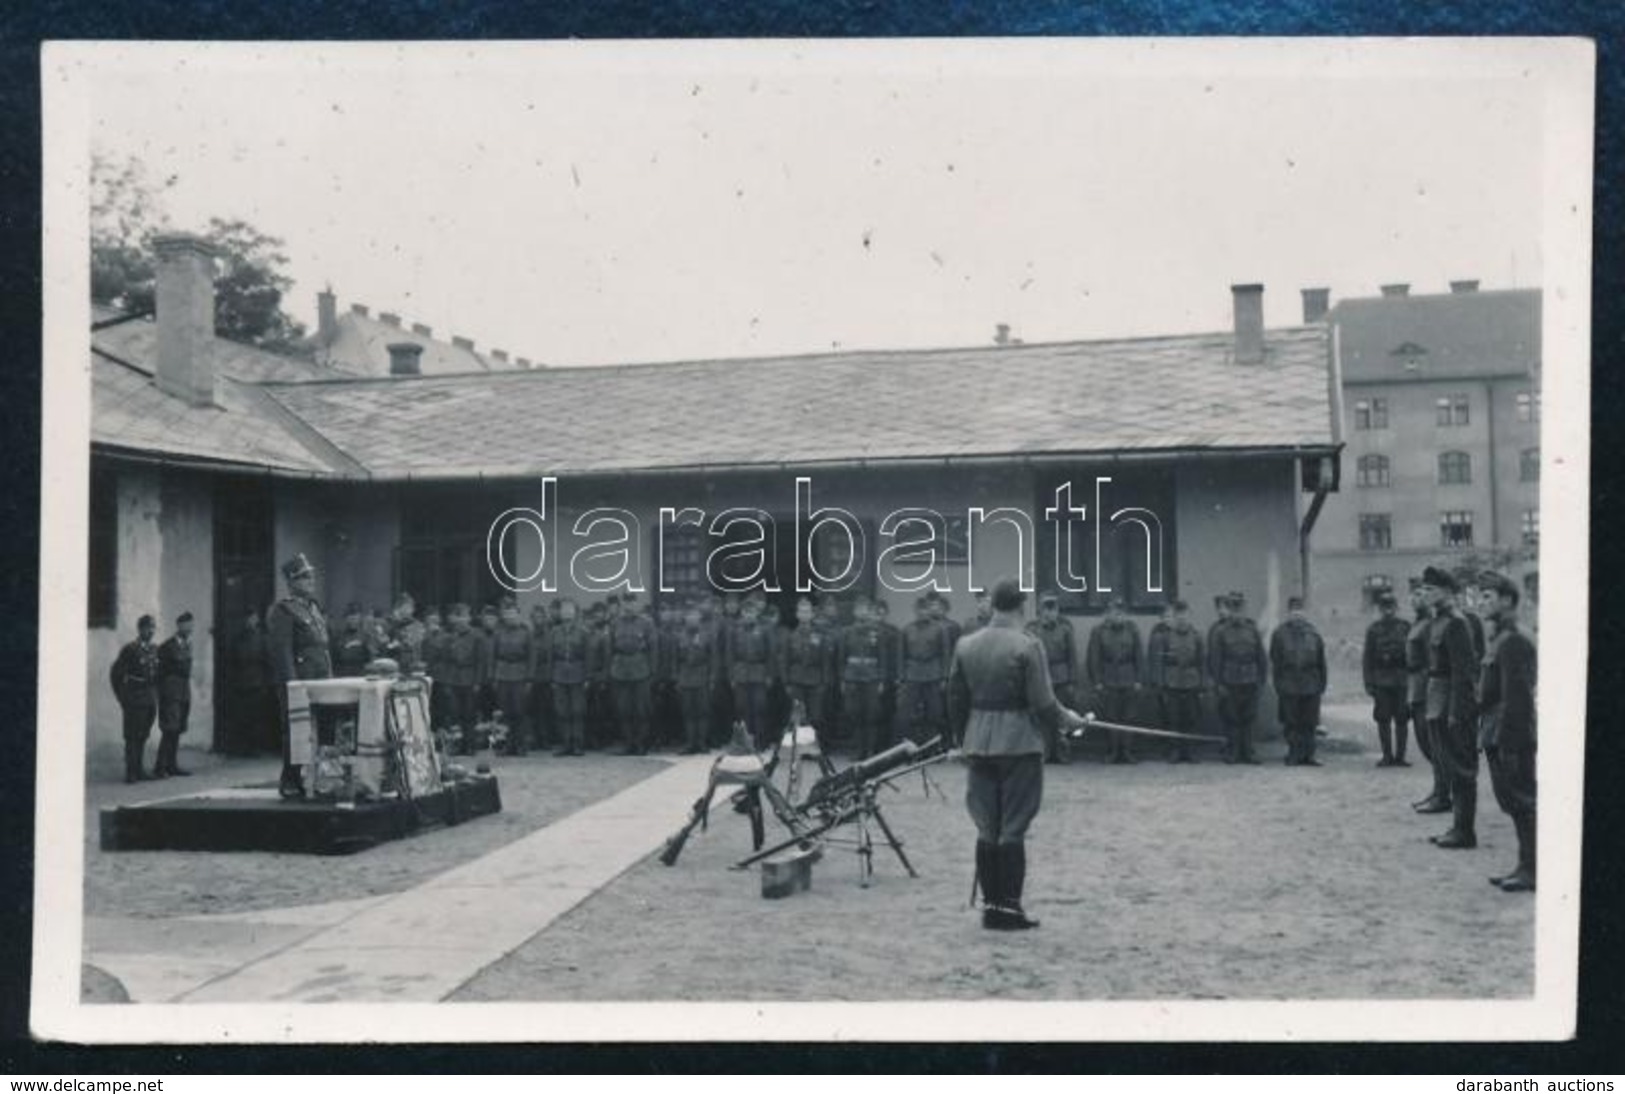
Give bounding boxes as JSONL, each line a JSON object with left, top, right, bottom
{"left": 90, "top": 153, "right": 309, "bottom": 354}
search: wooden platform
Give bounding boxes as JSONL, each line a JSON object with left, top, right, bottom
{"left": 99, "top": 775, "right": 502, "bottom": 856}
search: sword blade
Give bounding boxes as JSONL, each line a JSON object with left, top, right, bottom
{"left": 1067, "top": 716, "right": 1226, "bottom": 744}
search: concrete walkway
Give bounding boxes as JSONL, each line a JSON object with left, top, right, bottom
{"left": 105, "top": 753, "right": 716, "bottom": 1004}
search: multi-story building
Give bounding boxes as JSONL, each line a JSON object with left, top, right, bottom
{"left": 1308, "top": 281, "right": 1541, "bottom": 645}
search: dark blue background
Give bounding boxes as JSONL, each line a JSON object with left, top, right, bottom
{"left": 1, "top": 0, "right": 1620, "bottom": 1074}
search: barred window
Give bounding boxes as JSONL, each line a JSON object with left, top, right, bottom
{"left": 1515, "top": 390, "right": 1540, "bottom": 423}
{"left": 1520, "top": 447, "right": 1540, "bottom": 482}
{"left": 1521, "top": 509, "right": 1539, "bottom": 547}
{"left": 1358, "top": 513, "right": 1392, "bottom": 551}
{"left": 1440, "top": 510, "right": 1475, "bottom": 548}
{"left": 658, "top": 524, "right": 709, "bottom": 604}
{"left": 1438, "top": 451, "right": 1472, "bottom": 485}
{"left": 1436, "top": 393, "right": 1470, "bottom": 427}
{"left": 1356, "top": 454, "right": 1390, "bottom": 488}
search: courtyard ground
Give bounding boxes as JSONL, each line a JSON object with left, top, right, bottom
{"left": 452, "top": 706, "right": 1533, "bottom": 1002}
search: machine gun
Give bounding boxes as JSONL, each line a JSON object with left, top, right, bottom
{"left": 732, "top": 735, "right": 952, "bottom": 885}
{"left": 658, "top": 723, "right": 805, "bottom": 867}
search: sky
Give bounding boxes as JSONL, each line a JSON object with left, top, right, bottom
{"left": 82, "top": 40, "right": 1548, "bottom": 367}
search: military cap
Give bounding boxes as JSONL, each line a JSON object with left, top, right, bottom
{"left": 1039, "top": 591, "right": 1059, "bottom": 607}
{"left": 605, "top": 593, "right": 621, "bottom": 606}
{"left": 1479, "top": 570, "right": 1519, "bottom": 600}
{"left": 1286, "top": 596, "right": 1305, "bottom": 611}
{"left": 448, "top": 602, "right": 471, "bottom": 616}
{"left": 990, "top": 577, "right": 1026, "bottom": 612}
{"left": 1407, "top": 577, "right": 1424, "bottom": 593}
{"left": 176, "top": 610, "right": 194, "bottom": 624}
{"left": 1421, "top": 566, "right": 1457, "bottom": 592}
{"left": 137, "top": 613, "right": 156, "bottom": 628}
{"left": 281, "top": 552, "right": 315, "bottom": 581}
{"left": 1170, "top": 598, "right": 1190, "bottom": 612}
{"left": 916, "top": 595, "right": 934, "bottom": 609}
{"left": 1375, "top": 589, "right": 1398, "bottom": 607}
{"left": 1228, "top": 589, "right": 1247, "bottom": 605}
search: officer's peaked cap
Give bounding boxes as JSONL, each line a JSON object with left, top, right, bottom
{"left": 281, "top": 553, "right": 315, "bottom": 581}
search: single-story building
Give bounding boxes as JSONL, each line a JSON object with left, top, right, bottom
{"left": 86, "top": 233, "right": 1340, "bottom": 774}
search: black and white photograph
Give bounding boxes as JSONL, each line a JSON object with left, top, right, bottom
{"left": 33, "top": 38, "right": 1591, "bottom": 1042}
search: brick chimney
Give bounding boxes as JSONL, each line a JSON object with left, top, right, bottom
{"left": 1231, "top": 284, "right": 1265, "bottom": 365}
{"left": 379, "top": 311, "right": 401, "bottom": 327}
{"left": 1379, "top": 283, "right": 1410, "bottom": 298}
{"left": 411, "top": 322, "right": 433, "bottom": 337}
{"left": 491, "top": 349, "right": 509, "bottom": 364}
{"left": 451, "top": 335, "right": 475, "bottom": 351}
{"left": 1300, "top": 287, "right": 1330, "bottom": 324}
{"left": 351, "top": 303, "right": 369, "bottom": 318}
{"left": 152, "top": 233, "right": 222, "bottom": 407}
{"left": 387, "top": 342, "right": 424, "bottom": 377}
{"left": 1449, "top": 279, "right": 1480, "bottom": 294}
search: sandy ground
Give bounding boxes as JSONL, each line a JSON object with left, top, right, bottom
{"left": 84, "top": 750, "right": 666, "bottom": 919}
{"left": 453, "top": 714, "right": 1534, "bottom": 1002}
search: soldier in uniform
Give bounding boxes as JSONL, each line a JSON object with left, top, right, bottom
{"left": 1477, "top": 571, "right": 1537, "bottom": 892}
{"left": 1086, "top": 597, "right": 1144, "bottom": 764}
{"left": 1270, "top": 596, "right": 1328, "bottom": 766}
{"left": 584, "top": 600, "right": 613, "bottom": 750}
{"left": 491, "top": 598, "right": 535, "bottom": 755}
{"left": 1458, "top": 575, "right": 1488, "bottom": 661}
{"left": 897, "top": 595, "right": 951, "bottom": 747}
{"left": 836, "top": 598, "right": 888, "bottom": 758}
{"left": 1362, "top": 589, "right": 1413, "bottom": 767}
{"left": 154, "top": 611, "right": 197, "bottom": 777}
{"left": 1024, "top": 593, "right": 1077, "bottom": 764}
{"left": 330, "top": 602, "right": 377, "bottom": 677}
{"left": 949, "top": 577, "right": 1089, "bottom": 931}
{"left": 420, "top": 606, "right": 451, "bottom": 733}
{"left": 1207, "top": 591, "right": 1268, "bottom": 764}
{"left": 440, "top": 604, "right": 489, "bottom": 754}
{"left": 383, "top": 593, "right": 424, "bottom": 672}
{"left": 929, "top": 592, "right": 962, "bottom": 653}
{"left": 812, "top": 596, "right": 843, "bottom": 739}
{"left": 529, "top": 602, "right": 555, "bottom": 751}
{"left": 1147, "top": 599, "right": 1204, "bottom": 763}
{"left": 1422, "top": 566, "right": 1481, "bottom": 849}
{"left": 873, "top": 598, "right": 901, "bottom": 736}
{"left": 727, "top": 594, "right": 778, "bottom": 748}
{"left": 780, "top": 596, "right": 833, "bottom": 746}
{"left": 228, "top": 606, "right": 278, "bottom": 756}
{"left": 109, "top": 613, "right": 161, "bottom": 783}
{"left": 653, "top": 600, "right": 684, "bottom": 749}
{"left": 547, "top": 598, "right": 590, "bottom": 756}
{"left": 674, "top": 600, "right": 717, "bottom": 754}
{"left": 1406, "top": 581, "right": 1449, "bottom": 813}
{"left": 962, "top": 590, "right": 993, "bottom": 638}
{"left": 609, "top": 592, "right": 658, "bottom": 755}
{"left": 476, "top": 604, "right": 501, "bottom": 721}
{"left": 267, "top": 553, "right": 332, "bottom": 798}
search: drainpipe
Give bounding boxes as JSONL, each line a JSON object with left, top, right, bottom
{"left": 1300, "top": 322, "right": 1346, "bottom": 605}
{"left": 1484, "top": 379, "right": 1499, "bottom": 546}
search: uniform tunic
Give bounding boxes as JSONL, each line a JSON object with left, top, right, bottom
{"left": 780, "top": 623, "right": 832, "bottom": 732}
{"left": 610, "top": 614, "right": 657, "bottom": 751}
{"left": 547, "top": 621, "right": 591, "bottom": 751}
{"left": 1269, "top": 618, "right": 1326, "bottom": 761}
{"left": 110, "top": 639, "right": 160, "bottom": 744}
{"left": 897, "top": 618, "right": 950, "bottom": 744}
{"left": 157, "top": 634, "right": 194, "bottom": 741}
{"left": 1208, "top": 615, "right": 1269, "bottom": 759}
{"left": 1479, "top": 617, "right": 1537, "bottom": 818}
{"left": 837, "top": 620, "right": 888, "bottom": 757}
{"left": 1363, "top": 614, "right": 1412, "bottom": 729}
{"left": 1146, "top": 619, "right": 1204, "bottom": 758}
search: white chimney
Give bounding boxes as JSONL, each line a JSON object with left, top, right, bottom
{"left": 152, "top": 233, "right": 221, "bottom": 407}
{"left": 1231, "top": 283, "right": 1265, "bottom": 365}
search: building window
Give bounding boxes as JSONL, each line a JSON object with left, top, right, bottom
{"left": 1361, "top": 574, "right": 1393, "bottom": 608}
{"left": 1356, "top": 454, "right": 1390, "bottom": 488}
{"left": 1520, "top": 447, "right": 1540, "bottom": 482}
{"left": 1516, "top": 390, "right": 1541, "bottom": 423}
{"left": 657, "top": 524, "right": 709, "bottom": 603}
{"left": 1353, "top": 397, "right": 1389, "bottom": 430}
{"left": 88, "top": 467, "right": 118, "bottom": 628}
{"left": 1436, "top": 393, "right": 1470, "bottom": 427}
{"left": 1440, "top": 510, "right": 1475, "bottom": 548}
{"left": 1438, "top": 451, "right": 1472, "bottom": 485}
{"left": 1521, "top": 509, "right": 1539, "bottom": 546}
{"left": 1358, "top": 514, "right": 1392, "bottom": 551}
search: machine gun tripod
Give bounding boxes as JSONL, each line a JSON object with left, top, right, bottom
{"left": 732, "top": 736, "right": 950, "bottom": 886}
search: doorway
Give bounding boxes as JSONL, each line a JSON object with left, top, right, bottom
{"left": 213, "top": 475, "right": 276, "bottom": 753}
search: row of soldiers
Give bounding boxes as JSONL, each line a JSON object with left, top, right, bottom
{"left": 343, "top": 582, "right": 1330, "bottom": 770}
{"left": 1361, "top": 566, "right": 1537, "bottom": 892}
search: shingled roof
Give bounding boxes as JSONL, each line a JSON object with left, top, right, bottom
{"left": 1329, "top": 288, "right": 1541, "bottom": 384}
{"left": 315, "top": 308, "right": 520, "bottom": 376}
{"left": 259, "top": 325, "right": 1335, "bottom": 480}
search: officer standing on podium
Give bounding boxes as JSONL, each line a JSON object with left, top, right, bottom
{"left": 267, "top": 553, "right": 332, "bottom": 799}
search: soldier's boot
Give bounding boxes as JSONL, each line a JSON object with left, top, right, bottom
{"left": 1415, "top": 762, "right": 1452, "bottom": 812}
{"left": 1376, "top": 721, "right": 1395, "bottom": 766}
{"left": 993, "top": 843, "right": 1040, "bottom": 930}
{"left": 279, "top": 762, "right": 305, "bottom": 800}
{"left": 1394, "top": 719, "right": 1411, "bottom": 765}
{"left": 123, "top": 738, "right": 149, "bottom": 784}
{"left": 1434, "top": 781, "right": 1478, "bottom": 849}
{"left": 978, "top": 841, "right": 1003, "bottom": 929}
{"left": 1240, "top": 720, "right": 1261, "bottom": 764}
{"left": 1498, "top": 812, "right": 1537, "bottom": 891}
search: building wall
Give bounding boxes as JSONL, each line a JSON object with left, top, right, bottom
{"left": 85, "top": 463, "right": 217, "bottom": 778}
{"left": 1311, "top": 373, "right": 1540, "bottom": 649}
